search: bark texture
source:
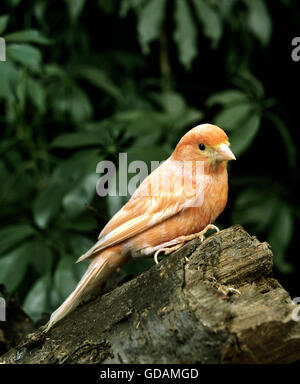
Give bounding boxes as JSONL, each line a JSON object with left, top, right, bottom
{"left": 1, "top": 225, "right": 300, "bottom": 364}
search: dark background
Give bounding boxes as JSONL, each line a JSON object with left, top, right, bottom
{"left": 0, "top": 0, "right": 299, "bottom": 322}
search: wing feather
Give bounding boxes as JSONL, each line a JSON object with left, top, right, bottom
{"left": 76, "top": 159, "right": 204, "bottom": 262}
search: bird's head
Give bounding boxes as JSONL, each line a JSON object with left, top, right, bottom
{"left": 172, "top": 123, "right": 236, "bottom": 166}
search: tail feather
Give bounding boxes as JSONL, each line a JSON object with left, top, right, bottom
{"left": 44, "top": 247, "right": 126, "bottom": 332}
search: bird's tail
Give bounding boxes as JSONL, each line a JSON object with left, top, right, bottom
{"left": 44, "top": 246, "right": 126, "bottom": 332}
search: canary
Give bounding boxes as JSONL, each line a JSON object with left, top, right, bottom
{"left": 45, "top": 123, "right": 235, "bottom": 331}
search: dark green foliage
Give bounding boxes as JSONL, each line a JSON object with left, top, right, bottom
{"left": 0, "top": 0, "right": 298, "bottom": 321}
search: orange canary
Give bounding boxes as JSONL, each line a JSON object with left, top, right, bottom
{"left": 45, "top": 123, "right": 235, "bottom": 331}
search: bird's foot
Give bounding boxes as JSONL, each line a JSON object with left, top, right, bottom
{"left": 182, "top": 224, "right": 220, "bottom": 243}
{"left": 154, "top": 243, "right": 185, "bottom": 264}
{"left": 153, "top": 224, "right": 220, "bottom": 264}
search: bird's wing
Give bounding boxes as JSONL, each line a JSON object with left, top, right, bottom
{"left": 76, "top": 159, "right": 203, "bottom": 263}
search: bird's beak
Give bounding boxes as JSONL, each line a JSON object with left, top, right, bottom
{"left": 216, "top": 143, "right": 236, "bottom": 161}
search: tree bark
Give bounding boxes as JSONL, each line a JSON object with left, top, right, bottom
{"left": 1, "top": 225, "right": 300, "bottom": 364}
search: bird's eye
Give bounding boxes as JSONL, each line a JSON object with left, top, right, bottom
{"left": 199, "top": 143, "right": 206, "bottom": 151}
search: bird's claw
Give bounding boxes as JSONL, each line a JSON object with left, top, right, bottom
{"left": 154, "top": 243, "right": 184, "bottom": 264}
{"left": 154, "top": 248, "right": 167, "bottom": 264}
{"left": 153, "top": 224, "right": 220, "bottom": 264}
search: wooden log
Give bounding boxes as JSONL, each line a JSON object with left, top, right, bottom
{"left": 1, "top": 225, "right": 300, "bottom": 364}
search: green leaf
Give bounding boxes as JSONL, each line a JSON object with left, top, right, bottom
{"left": 127, "top": 144, "right": 170, "bottom": 164}
{"left": 65, "top": 0, "right": 86, "bottom": 21}
{"left": 54, "top": 257, "right": 78, "bottom": 300}
{"left": 97, "top": 0, "right": 116, "bottom": 14}
{"left": 0, "top": 242, "right": 32, "bottom": 292}
{"left": 107, "top": 194, "right": 128, "bottom": 218}
{"left": 63, "top": 173, "right": 98, "bottom": 217}
{"left": 69, "top": 85, "right": 93, "bottom": 122}
{"left": 73, "top": 65, "right": 122, "bottom": 100}
{"left": 9, "top": 0, "right": 22, "bottom": 7}
{"left": 16, "top": 69, "right": 26, "bottom": 110}
{"left": 119, "top": 0, "right": 145, "bottom": 18}
{"left": 233, "top": 70, "right": 265, "bottom": 99}
{"left": 60, "top": 214, "right": 97, "bottom": 233}
{"left": 74, "top": 262, "right": 87, "bottom": 281}
{"left": 266, "top": 112, "right": 297, "bottom": 169}
{"left": 173, "top": 0, "right": 197, "bottom": 70}
{"left": 47, "top": 80, "right": 93, "bottom": 121}
{"left": 83, "top": 121, "right": 114, "bottom": 143}
{"left": 52, "top": 150, "right": 100, "bottom": 182}
{"left": 6, "top": 44, "right": 42, "bottom": 72}
{"left": 214, "top": 1, "right": 236, "bottom": 18}
{"left": 51, "top": 132, "right": 103, "bottom": 149}
{"left": 44, "top": 63, "right": 66, "bottom": 78}
{"left": 174, "top": 108, "right": 202, "bottom": 130}
{"left": 232, "top": 188, "right": 278, "bottom": 233}
{"left": 49, "top": 284, "right": 62, "bottom": 310}
{"left": 23, "top": 275, "right": 50, "bottom": 321}
{"left": 33, "top": 183, "right": 67, "bottom": 229}
{"left": 137, "top": 0, "right": 167, "bottom": 54}
{"left": 158, "top": 92, "right": 202, "bottom": 131}
{"left": 246, "top": 0, "right": 272, "bottom": 46}
{"left": 120, "top": 116, "right": 161, "bottom": 143}
{"left": 193, "top": 0, "right": 222, "bottom": 47}
{"left": 162, "top": 92, "right": 186, "bottom": 117}
{"left": 68, "top": 234, "right": 94, "bottom": 257}
{"left": 105, "top": 167, "right": 129, "bottom": 217}
{"left": 30, "top": 240, "right": 53, "bottom": 275}
{"left": 34, "top": 2, "right": 47, "bottom": 23}
{"left": 27, "top": 77, "right": 46, "bottom": 113}
{"left": 268, "top": 204, "right": 293, "bottom": 273}
{"left": 0, "top": 15, "right": 10, "bottom": 35}
{"left": 0, "top": 224, "right": 36, "bottom": 255}
{"left": 206, "top": 90, "right": 248, "bottom": 107}
{"left": 0, "top": 160, "right": 8, "bottom": 182}
{"left": 215, "top": 103, "right": 252, "bottom": 129}
{"left": 230, "top": 114, "right": 260, "bottom": 156}
{"left": 4, "top": 29, "right": 52, "bottom": 45}
{"left": 0, "top": 61, "right": 19, "bottom": 102}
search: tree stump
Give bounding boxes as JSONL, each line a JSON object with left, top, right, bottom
{"left": 1, "top": 225, "right": 300, "bottom": 364}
